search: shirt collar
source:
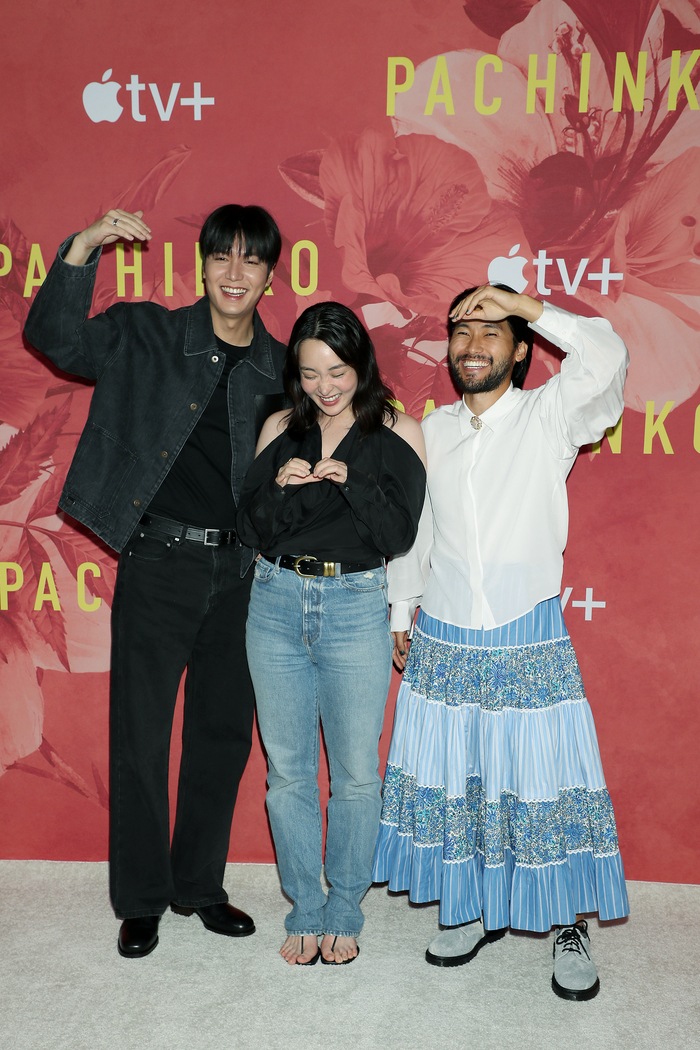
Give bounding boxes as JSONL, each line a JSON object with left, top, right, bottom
{"left": 458, "top": 384, "right": 519, "bottom": 435}
{"left": 184, "top": 302, "right": 276, "bottom": 378}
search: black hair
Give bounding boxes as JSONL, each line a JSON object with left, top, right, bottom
{"left": 447, "top": 284, "right": 533, "bottom": 389}
{"left": 199, "top": 204, "right": 282, "bottom": 274}
{"left": 284, "top": 301, "right": 397, "bottom": 439}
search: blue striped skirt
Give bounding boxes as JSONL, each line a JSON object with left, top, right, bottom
{"left": 372, "top": 599, "right": 629, "bottom": 932}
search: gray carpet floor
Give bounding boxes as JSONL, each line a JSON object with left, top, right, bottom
{"left": 1, "top": 861, "right": 698, "bottom": 1050}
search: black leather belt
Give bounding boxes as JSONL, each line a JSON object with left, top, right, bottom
{"left": 272, "top": 554, "right": 384, "bottom": 578}
{"left": 139, "top": 512, "right": 236, "bottom": 546}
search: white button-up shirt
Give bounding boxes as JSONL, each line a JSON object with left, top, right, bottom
{"left": 388, "top": 302, "right": 629, "bottom": 632}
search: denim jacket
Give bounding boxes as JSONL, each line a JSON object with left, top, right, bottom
{"left": 24, "top": 236, "right": 287, "bottom": 567}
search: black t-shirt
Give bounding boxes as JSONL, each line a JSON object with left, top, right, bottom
{"left": 236, "top": 421, "right": 426, "bottom": 562}
{"left": 148, "top": 335, "right": 248, "bottom": 527}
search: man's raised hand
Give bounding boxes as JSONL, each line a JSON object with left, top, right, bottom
{"left": 450, "top": 284, "right": 542, "bottom": 325}
{"left": 65, "top": 209, "right": 152, "bottom": 267}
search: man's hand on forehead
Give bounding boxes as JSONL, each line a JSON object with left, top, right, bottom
{"left": 450, "top": 284, "right": 542, "bottom": 325}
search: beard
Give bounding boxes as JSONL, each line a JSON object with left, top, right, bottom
{"left": 447, "top": 352, "right": 513, "bottom": 395}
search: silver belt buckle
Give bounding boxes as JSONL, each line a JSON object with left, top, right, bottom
{"left": 203, "top": 529, "right": 219, "bottom": 546}
{"left": 293, "top": 554, "right": 317, "bottom": 577}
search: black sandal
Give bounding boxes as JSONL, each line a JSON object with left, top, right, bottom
{"left": 320, "top": 936, "right": 360, "bottom": 965}
{"left": 296, "top": 935, "right": 319, "bottom": 966}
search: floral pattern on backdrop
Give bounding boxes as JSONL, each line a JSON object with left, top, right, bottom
{"left": 280, "top": 0, "right": 700, "bottom": 410}
{"left": 1, "top": 0, "right": 698, "bottom": 876}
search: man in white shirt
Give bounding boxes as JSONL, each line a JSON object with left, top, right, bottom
{"left": 373, "top": 284, "right": 630, "bottom": 1000}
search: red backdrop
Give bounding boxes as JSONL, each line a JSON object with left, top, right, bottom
{"left": 1, "top": 0, "right": 699, "bottom": 884}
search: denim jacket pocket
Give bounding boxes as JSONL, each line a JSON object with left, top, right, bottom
{"left": 65, "top": 423, "right": 138, "bottom": 520}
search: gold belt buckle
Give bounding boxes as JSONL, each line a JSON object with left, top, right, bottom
{"left": 292, "top": 555, "right": 338, "bottom": 577}
{"left": 293, "top": 554, "right": 317, "bottom": 578}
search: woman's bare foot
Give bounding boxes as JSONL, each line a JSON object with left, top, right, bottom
{"left": 320, "top": 934, "right": 358, "bottom": 964}
{"left": 280, "top": 934, "right": 318, "bottom": 965}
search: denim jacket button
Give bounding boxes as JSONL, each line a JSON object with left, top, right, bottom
{"left": 133, "top": 499, "right": 141, "bottom": 506}
{"left": 190, "top": 403, "right": 197, "bottom": 410}
{"left": 211, "top": 355, "right": 219, "bottom": 363}
{"left": 161, "top": 450, "right": 168, "bottom": 458}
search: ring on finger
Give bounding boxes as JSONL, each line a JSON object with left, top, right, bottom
{"left": 112, "top": 218, "right": 119, "bottom": 226}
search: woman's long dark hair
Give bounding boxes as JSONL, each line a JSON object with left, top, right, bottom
{"left": 283, "top": 301, "right": 396, "bottom": 439}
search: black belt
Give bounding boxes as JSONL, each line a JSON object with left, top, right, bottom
{"left": 139, "top": 512, "right": 236, "bottom": 546}
{"left": 271, "top": 554, "right": 384, "bottom": 578}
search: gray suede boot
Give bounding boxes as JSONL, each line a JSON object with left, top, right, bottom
{"left": 552, "top": 921, "right": 600, "bottom": 1000}
{"left": 426, "top": 918, "right": 506, "bottom": 967}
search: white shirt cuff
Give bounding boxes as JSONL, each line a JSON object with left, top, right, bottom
{"left": 389, "top": 599, "right": 418, "bottom": 633}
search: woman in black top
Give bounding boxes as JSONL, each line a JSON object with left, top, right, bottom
{"left": 238, "top": 301, "right": 426, "bottom": 966}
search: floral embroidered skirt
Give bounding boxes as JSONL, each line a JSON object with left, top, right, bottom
{"left": 372, "top": 599, "right": 629, "bottom": 932}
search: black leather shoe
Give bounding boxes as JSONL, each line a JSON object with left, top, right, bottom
{"left": 118, "top": 915, "right": 160, "bottom": 958}
{"left": 171, "top": 901, "right": 255, "bottom": 937}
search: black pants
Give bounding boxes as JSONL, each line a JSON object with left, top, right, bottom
{"left": 109, "top": 531, "right": 254, "bottom": 919}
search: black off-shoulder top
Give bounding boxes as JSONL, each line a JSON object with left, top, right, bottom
{"left": 236, "top": 420, "right": 426, "bottom": 563}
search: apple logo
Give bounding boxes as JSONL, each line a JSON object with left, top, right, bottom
{"left": 487, "top": 244, "right": 528, "bottom": 293}
{"left": 83, "top": 70, "right": 123, "bottom": 123}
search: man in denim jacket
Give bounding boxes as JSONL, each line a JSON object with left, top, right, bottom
{"left": 25, "top": 205, "right": 286, "bottom": 957}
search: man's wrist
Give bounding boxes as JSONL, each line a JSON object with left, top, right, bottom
{"left": 514, "top": 294, "right": 544, "bottom": 324}
{"left": 389, "top": 599, "right": 417, "bottom": 633}
{"left": 63, "top": 232, "right": 95, "bottom": 267}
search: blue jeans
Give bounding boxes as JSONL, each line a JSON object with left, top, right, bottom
{"left": 246, "top": 558, "right": 393, "bottom": 937}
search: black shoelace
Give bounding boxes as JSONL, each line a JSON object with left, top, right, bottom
{"left": 554, "top": 923, "right": 591, "bottom": 959}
